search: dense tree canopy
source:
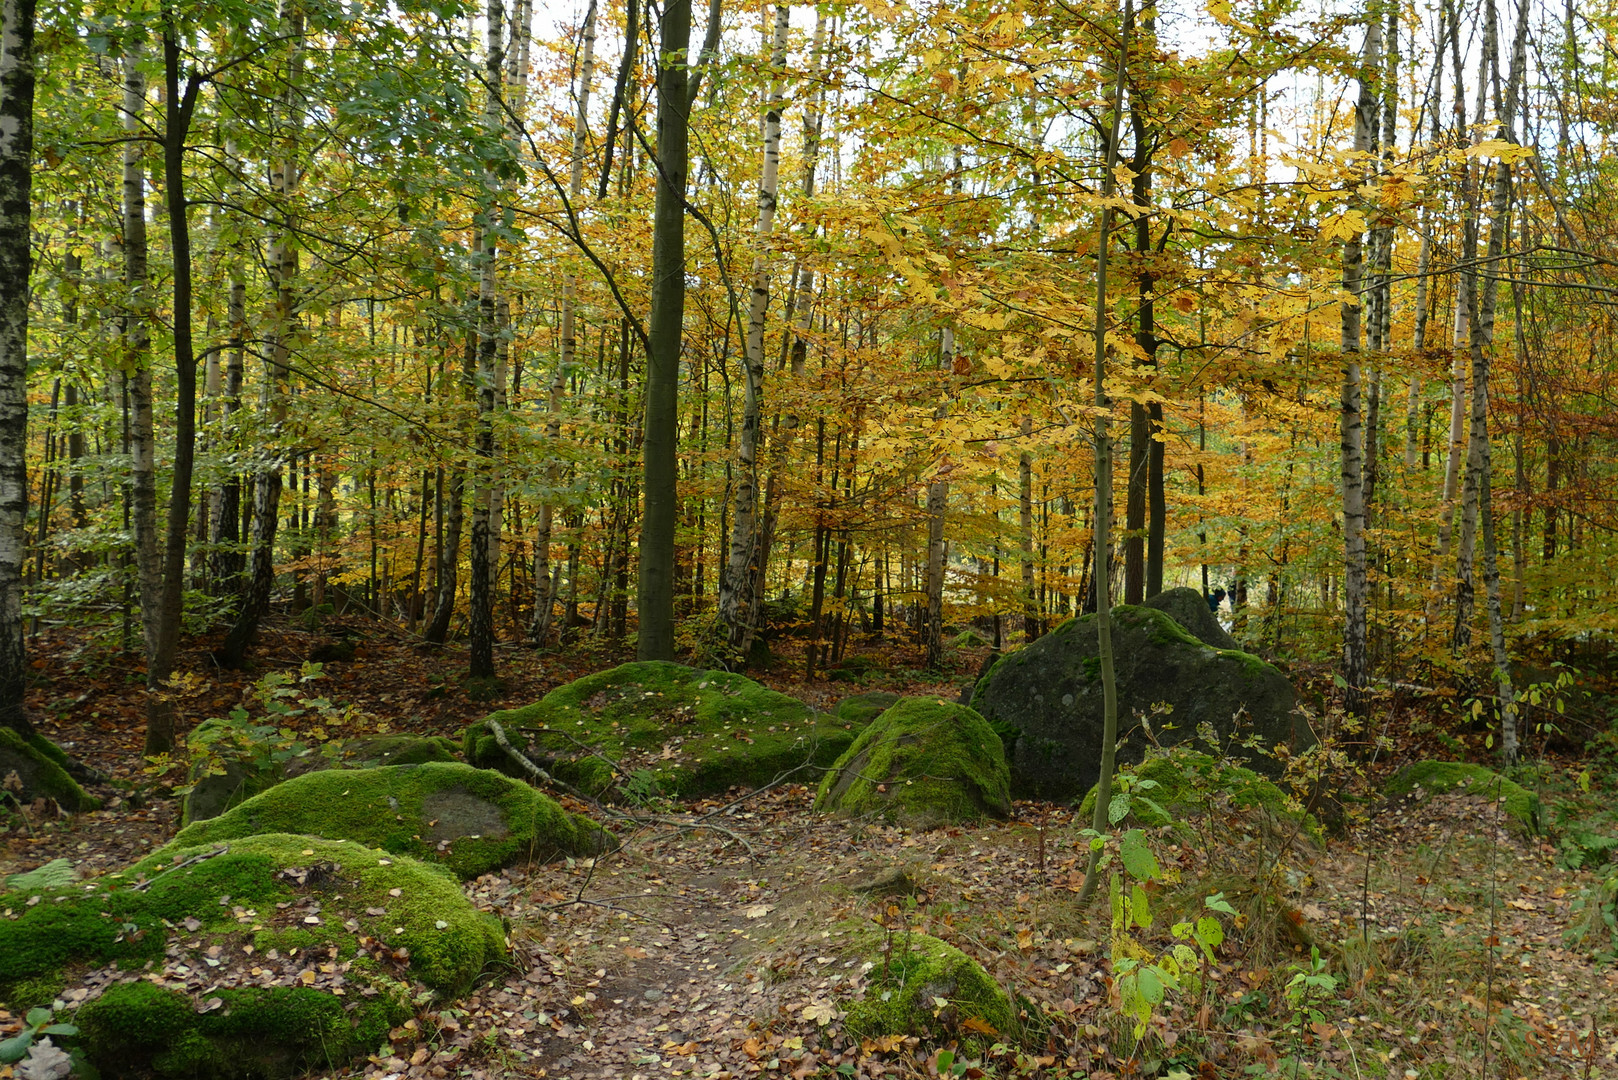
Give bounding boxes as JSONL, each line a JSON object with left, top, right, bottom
{"left": 4, "top": 0, "right": 1618, "bottom": 755}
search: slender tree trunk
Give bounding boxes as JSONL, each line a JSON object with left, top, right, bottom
{"left": 922, "top": 327, "right": 954, "bottom": 670}
{"left": 0, "top": 0, "right": 38, "bottom": 737}
{"left": 143, "top": 24, "right": 203, "bottom": 755}
{"left": 719, "top": 4, "right": 788, "bottom": 651}
{"left": 1339, "top": 12, "right": 1381, "bottom": 718}
{"left": 533, "top": 0, "right": 595, "bottom": 645}
{"left": 1079, "top": 0, "right": 1132, "bottom": 906}
{"left": 467, "top": 0, "right": 507, "bottom": 680}
{"left": 222, "top": 3, "right": 303, "bottom": 666}
{"left": 1453, "top": 0, "right": 1523, "bottom": 653}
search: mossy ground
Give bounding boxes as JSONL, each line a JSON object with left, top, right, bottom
{"left": 835, "top": 922, "right": 1014, "bottom": 1047}
{"left": 77, "top": 970, "right": 411, "bottom": 1078}
{"left": 814, "top": 698, "right": 1010, "bottom": 826}
{"left": 0, "top": 728, "right": 99, "bottom": 812}
{"left": 1385, "top": 760, "right": 1541, "bottom": 832}
{"left": 465, "top": 661, "right": 859, "bottom": 799}
{"left": 1076, "top": 749, "right": 1322, "bottom": 841}
{"left": 2, "top": 834, "right": 503, "bottom": 1009}
{"left": 160, "top": 761, "right": 612, "bottom": 879}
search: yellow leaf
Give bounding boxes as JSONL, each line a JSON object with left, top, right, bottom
{"left": 1207, "top": 0, "right": 1232, "bottom": 22}
{"left": 1318, "top": 209, "right": 1366, "bottom": 242}
{"left": 1468, "top": 139, "right": 1534, "bottom": 163}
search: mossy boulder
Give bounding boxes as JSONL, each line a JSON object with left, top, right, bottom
{"left": 1076, "top": 750, "right": 1321, "bottom": 840}
{"left": 182, "top": 727, "right": 461, "bottom": 826}
{"left": 0, "top": 728, "right": 99, "bottom": 812}
{"left": 833, "top": 691, "right": 901, "bottom": 725}
{"left": 970, "top": 605, "right": 1308, "bottom": 802}
{"left": 162, "top": 762, "right": 613, "bottom": 879}
{"left": 839, "top": 925, "right": 1013, "bottom": 1046}
{"left": 1386, "top": 761, "right": 1541, "bottom": 833}
{"left": 0, "top": 834, "right": 501, "bottom": 1077}
{"left": 815, "top": 698, "right": 1010, "bottom": 826}
{"left": 1143, "top": 586, "right": 1239, "bottom": 651}
{"left": 464, "top": 661, "right": 857, "bottom": 799}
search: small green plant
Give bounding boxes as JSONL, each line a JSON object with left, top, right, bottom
{"left": 0, "top": 1003, "right": 79, "bottom": 1065}
{"left": 618, "top": 768, "right": 665, "bottom": 807}
{"left": 144, "top": 662, "right": 365, "bottom": 792}
{"left": 1103, "top": 827, "right": 1233, "bottom": 1042}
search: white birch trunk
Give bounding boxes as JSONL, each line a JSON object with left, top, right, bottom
{"left": 718, "top": 3, "right": 789, "bottom": 647}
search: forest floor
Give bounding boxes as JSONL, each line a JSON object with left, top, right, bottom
{"left": 3, "top": 614, "right": 1618, "bottom": 1079}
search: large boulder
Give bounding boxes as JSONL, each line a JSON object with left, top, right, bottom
{"left": 0, "top": 728, "right": 98, "bottom": 812}
{"left": 2, "top": 835, "right": 502, "bottom": 1077}
{"left": 182, "top": 726, "right": 460, "bottom": 826}
{"left": 465, "top": 661, "right": 858, "bottom": 799}
{"left": 815, "top": 698, "right": 1010, "bottom": 826}
{"left": 1143, "top": 586, "right": 1239, "bottom": 650}
{"left": 161, "top": 762, "right": 614, "bottom": 879}
{"left": 970, "top": 605, "right": 1307, "bottom": 802}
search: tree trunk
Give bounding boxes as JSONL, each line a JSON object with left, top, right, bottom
{"left": 0, "top": 0, "right": 37, "bottom": 737}
{"left": 1453, "top": 0, "right": 1523, "bottom": 654}
{"left": 533, "top": 0, "right": 595, "bottom": 645}
{"left": 467, "top": 0, "right": 507, "bottom": 680}
{"left": 1339, "top": 12, "right": 1380, "bottom": 718}
{"left": 719, "top": 3, "right": 788, "bottom": 651}
{"left": 221, "top": 2, "right": 303, "bottom": 667}
{"left": 1079, "top": 0, "right": 1131, "bottom": 906}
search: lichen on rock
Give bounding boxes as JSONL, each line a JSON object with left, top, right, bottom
{"left": 465, "top": 661, "right": 856, "bottom": 799}
{"left": 160, "top": 762, "right": 614, "bottom": 879}
{"left": 814, "top": 698, "right": 1010, "bottom": 827}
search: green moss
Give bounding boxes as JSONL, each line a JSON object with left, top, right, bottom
{"left": 838, "top": 925, "right": 1013, "bottom": 1047}
{"left": 0, "top": 728, "right": 98, "bottom": 811}
{"left": 1216, "top": 648, "right": 1279, "bottom": 681}
{"left": 815, "top": 698, "right": 1010, "bottom": 826}
{"left": 78, "top": 979, "right": 412, "bottom": 1079}
{"left": 1131, "top": 606, "right": 1209, "bottom": 650}
{"left": 834, "top": 692, "right": 901, "bottom": 725}
{"left": 1386, "top": 761, "right": 1541, "bottom": 832}
{"left": 468, "top": 661, "right": 857, "bottom": 799}
{"left": 159, "top": 762, "right": 612, "bottom": 880}
{"left": 1076, "top": 750, "right": 1321, "bottom": 840}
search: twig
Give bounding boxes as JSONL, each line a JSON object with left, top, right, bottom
{"left": 485, "top": 718, "right": 593, "bottom": 803}
{"left": 130, "top": 844, "right": 229, "bottom": 890}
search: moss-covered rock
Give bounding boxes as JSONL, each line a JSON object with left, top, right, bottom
{"left": 815, "top": 698, "right": 1010, "bottom": 826}
{"left": 1386, "top": 761, "right": 1541, "bottom": 833}
{"left": 182, "top": 728, "right": 462, "bottom": 826}
{"left": 1076, "top": 750, "right": 1321, "bottom": 840}
{"left": 162, "top": 762, "right": 613, "bottom": 879}
{"left": 834, "top": 691, "right": 901, "bottom": 725}
{"left": 970, "top": 605, "right": 1308, "bottom": 801}
{"left": 1142, "top": 587, "right": 1240, "bottom": 651}
{"left": 3, "top": 834, "right": 500, "bottom": 1025}
{"left": 839, "top": 925, "right": 1013, "bottom": 1046}
{"left": 19, "top": 833, "right": 498, "bottom": 1078}
{"left": 0, "top": 728, "right": 99, "bottom": 812}
{"left": 465, "top": 661, "right": 857, "bottom": 799}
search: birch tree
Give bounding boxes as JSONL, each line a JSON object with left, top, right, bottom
{"left": 718, "top": 4, "right": 788, "bottom": 652}
{"left": 0, "top": 0, "right": 36, "bottom": 737}
{"left": 1339, "top": 11, "right": 1380, "bottom": 717}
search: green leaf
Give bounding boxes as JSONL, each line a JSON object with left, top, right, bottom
{"left": 1136, "top": 966, "right": 1164, "bottom": 1005}
{"left": 24, "top": 1008, "right": 52, "bottom": 1028}
{"left": 1119, "top": 829, "right": 1160, "bottom": 881}
{"left": 1204, "top": 892, "right": 1238, "bottom": 916}
{"left": 1108, "top": 790, "right": 1132, "bottom": 825}
{"left": 1131, "top": 883, "right": 1153, "bottom": 930}
{"left": 0, "top": 1033, "right": 32, "bottom": 1065}
{"left": 40, "top": 1023, "right": 78, "bottom": 1037}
